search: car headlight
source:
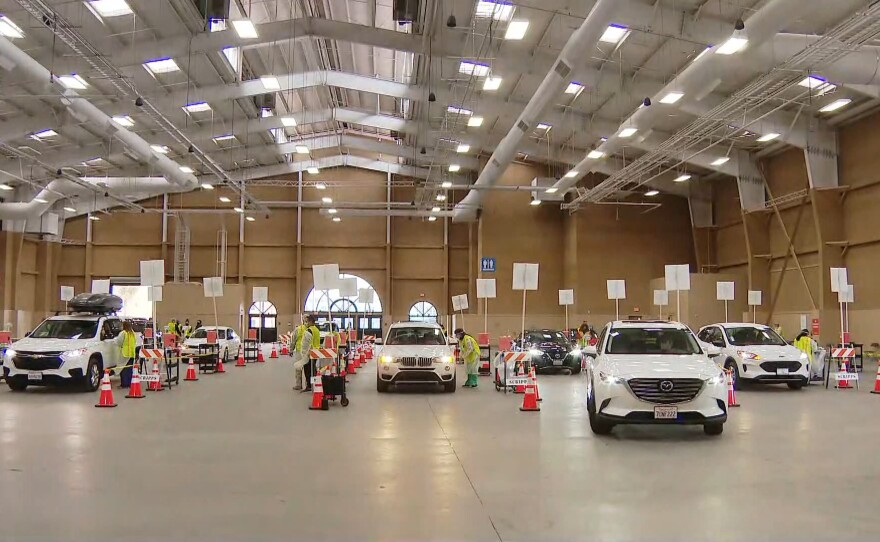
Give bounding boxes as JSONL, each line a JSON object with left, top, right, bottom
{"left": 736, "top": 350, "right": 761, "bottom": 360}
{"left": 799, "top": 352, "right": 808, "bottom": 360}
{"left": 599, "top": 371, "right": 623, "bottom": 384}
{"left": 705, "top": 371, "right": 726, "bottom": 385}
{"left": 380, "top": 355, "right": 394, "bottom": 364}
{"left": 529, "top": 349, "right": 542, "bottom": 357}
{"left": 62, "top": 348, "right": 88, "bottom": 358}
{"left": 439, "top": 355, "right": 453, "bottom": 364}
{"left": 570, "top": 347, "right": 582, "bottom": 356}
{"left": 4, "top": 348, "right": 16, "bottom": 360}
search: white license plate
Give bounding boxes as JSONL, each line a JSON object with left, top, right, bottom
{"left": 654, "top": 406, "right": 678, "bottom": 419}
{"left": 27, "top": 372, "right": 43, "bottom": 382}
{"left": 553, "top": 358, "right": 563, "bottom": 366}
{"left": 777, "top": 368, "right": 790, "bottom": 375}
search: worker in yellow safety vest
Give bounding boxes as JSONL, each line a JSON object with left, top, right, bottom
{"left": 577, "top": 323, "right": 590, "bottom": 348}
{"left": 291, "top": 318, "right": 309, "bottom": 391}
{"left": 794, "top": 329, "right": 814, "bottom": 360}
{"left": 455, "top": 328, "right": 481, "bottom": 388}
{"left": 115, "top": 320, "right": 138, "bottom": 389}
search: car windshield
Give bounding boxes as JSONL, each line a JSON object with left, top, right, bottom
{"left": 318, "top": 323, "right": 339, "bottom": 332}
{"left": 190, "top": 329, "right": 208, "bottom": 339}
{"left": 725, "top": 326, "right": 786, "bottom": 346}
{"left": 385, "top": 327, "right": 446, "bottom": 346}
{"left": 524, "top": 331, "right": 569, "bottom": 346}
{"left": 606, "top": 327, "right": 701, "bottom": 355}
{"left": 30, "top": 319, "right": 99, "bottom": 340}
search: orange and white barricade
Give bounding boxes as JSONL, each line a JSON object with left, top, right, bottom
{"left": 832, "top": 347, "right": 858, "bottom": 390}
{"left": 309, "top": 348, "right": 339, "bottom": 374}
{"left": 140, "top": 349, "right": 165, "bottom": 391}
{"left": 495, "top": 351, "right": 531, "bottom": 392}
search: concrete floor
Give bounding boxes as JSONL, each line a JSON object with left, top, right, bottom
{"left": 1, "top": 349, "right": 879, "bottom": 541}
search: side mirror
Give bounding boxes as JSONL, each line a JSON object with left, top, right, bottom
{"left": 583, "top": 345, "right": 598, "bottom": 357}
{"left": 712, "top": 341, "right": 725, "bottom": 349}
{"left": 707, "top": 345, "right": 722, "bottom": 357}
{"left": 24, "top": 331, "right": 31, "bottom": 337}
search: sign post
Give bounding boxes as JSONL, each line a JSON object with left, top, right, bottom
{"left": 476, "top": 279, "right": 496, "bottom": 335}
{"left": 203, "top": 277, "right": 223, "bottom": 330}
{"left": 830, "top": 268, "right": 848, "bottom": 346}
{"left": 512, "top": 263, "right": 539, "bottom": 344}
{"left": 558, "top": 289, "right": 574, "bottom": 333}
{"left": 452, "top": 294, "right": 469, "bottom": 330}
{"left": 358, "top": 288, "right": 374, "bottom": 341}
{"left": 748, "top": 290, "right": 762, "bottom": 323}
{"left": 253, "top": 286, "right": 268, "bottom": 345}
{"left": 140, "top": 260, "right": 165, "bottom": 345}
{"left": 313, "top": 264, "right": 340, "bottom": 341}
{"left": 606, "top": 280, "right": 626, "bottom": 320}
{"left": 339, "top": 278, "right": 358, "bottom": 341}
{"left": 664, "top": 264, "right": 690, "bottom": 322}
{"left": 60, "top": 286, "right": 74, "bottom": 313}
{"left": 653, "top": 290, "right": 668, "bottom": 320}
{"left": 716, "top": 282, "right": 735, "bottom": 322}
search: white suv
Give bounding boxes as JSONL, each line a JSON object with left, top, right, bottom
{"left": 181, "top": 326, "right": 241, "bottom": 362}
{"left": 585, "top": 321, "right": 728, "bottom": 436}
{"left": 3, "top": 315, "right": 124, "bottom": 392}
{"left": 376, "top": 322, "right": 456, "bottom": 393}
{"left": 698, "top": 323, "right": 809, "bottom": 390}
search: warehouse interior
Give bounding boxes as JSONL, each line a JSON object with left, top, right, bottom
{"left": 2, "top": 0, "right": 880, "bottom": 540}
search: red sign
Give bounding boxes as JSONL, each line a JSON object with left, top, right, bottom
{"left": 247, "top": 329, "right": 257, "bottom": 340}
{"left": 144, "top": 327, "right": 154, "bottom": 339}
{"left": 811, "top": 318, "right": 820, "bottom": 336}
{"left": 0, "top": 331, "right": 10, "bottom": 344}
{"left": 207, "top": 330, "right": 218, "bottom": 344}
{"left": 163, "top": 333, "right": 177, "bottom": 347}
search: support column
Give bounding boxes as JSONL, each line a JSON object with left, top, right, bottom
{"left": 736, "top": 150, "right": 772, "bottom": 322}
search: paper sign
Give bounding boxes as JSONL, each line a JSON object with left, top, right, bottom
{"left": 653, "top": 290, "right": 668, "bottom": 306}
{"left": 148, "top": 286, "right": 163, "bottom": 302}
{"left": 60, "top": 286, "right": 75, "bottom": 301}
{"left": 607, "top": 280, "right": 626, "bottom": 300}
{"left": 339, "top": 278, "right": 358, "bottom": 298}
{"left": 664, "top": 264, "right": 691, "bottom": 291}
{"left": 452, "top": 294, "right": 469, "bottom": 311}
{"left": 139, "top": 374, "right": 161, "bottom": 383}
{"left": 139, "top": 260, "right": 165, "bottom": 287}
{"left": 836, "top": 372, "right": 859, "bottom": 382}
{"left": 253, "top": 286, "right": 269, "bottom": 303}
{"left": 830, "top": 268, "right": 848, "bottom": 293}
{"left": 512, "top": 263, "right": 539, "bottom": 291}
{"left": 203, "top": 277, "right": 223, "bottom": 298}
{"left": 558, "top": 289, "right": 574, "bottom": 306}
{"left": 91, "top": 279, "right": 110, "bottom": 294}
{"left": 358, "top": 288, "right": 374, "bottom": 304}
{"left": 313, "top": 263, "right": 340, "bottom": 291}
{"left": 838, "top": 284, "right": 854, "bottom": 304}
{"left": 748, "top": 290, "right": 762, "bottom": 306}
{"left": 507, "top": 377, "right": 529, "bottom": 387}
{"left": 716, "top": 282, "right": 735, "bottom": 301}
{"left": 476, "top": 279, "right": 496, "bottom": 299}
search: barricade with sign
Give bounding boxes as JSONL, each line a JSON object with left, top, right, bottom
{"left": 308, "top": 349, "right": 348, "bottom": 407}
{"left": 494, "top": 351, "right": 531, "bottom": 392}
{"left": 826, "top": 344, "right": 863, "bottom": 389}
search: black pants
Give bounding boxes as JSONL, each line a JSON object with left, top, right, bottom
{"left": 119, "top": 357, "right": 135, "bottom": 388}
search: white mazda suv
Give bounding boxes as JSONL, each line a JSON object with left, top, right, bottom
{"left": 585, "top": 321, "right": 728, "bottom": 436}
{"left": 376, "top": 322, "right": 456, "bottom": 393}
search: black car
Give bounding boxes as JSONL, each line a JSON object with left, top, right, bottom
{"left": 515, "top": 329, "right": 582, "bottom": 374}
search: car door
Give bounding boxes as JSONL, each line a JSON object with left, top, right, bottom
{"left": 226, "top": 328, "right": 240, "bottom": 356}
{"left": 99, "top": 318, "right": 123, "bottom": 369}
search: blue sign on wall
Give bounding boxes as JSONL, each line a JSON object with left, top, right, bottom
{"left": 481, "top": 257, "right": 497, "bottom": 273}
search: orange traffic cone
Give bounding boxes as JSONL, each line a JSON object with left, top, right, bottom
{"left": 309, "top": 376, "right": 327, "bottom": 410}
{"left": 257, "top": 347, "right": 265, "bottom": 363}
{"left": 270, "top": 343, "right": 278, "bottom": 359}
{"left": 125, "top": 364, "right": 146, "bottom": 399}
{"left": 365, "top": 345, "right": 373, "bottom": 360}
{"left": 514, "top": 364, "right": 526, "bottom": 394}
{"left": 147, "top": 358, "right": 164, "bottom": 392}
{"left": 520, "top": 378, "right": 540, "bottom": 411}
{"left": 281, "top": 342, "right": 290, "bottom": 356}
{"left": 347, "top": 353, "right": 357, "bottom": 375}
{"left": 837, "top": 360, "right": 852, "bottom": 389}
{"left": 871, "top": 363, "right": 880, "bottom": 394}
{"left": 236, "top": 346, "right": 246, "bottom": 367}
{"left": 727, "top": 369, "right": 740, "bottom": 408}
{"left": 95, "top": 370, "right": 117, "bottom": 408}
{"left": 531, "top": 367, "right": 542, "bottom": 402}
{"left": 184, "top": 358, "right": 199, "bottom": 381}
{"left": 216, "top": 354, "right": 226, "bottom": 374}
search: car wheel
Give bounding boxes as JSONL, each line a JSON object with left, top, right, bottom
{"left": 787, "top": 382, "right": 806, "bottom": 390}
{"left": 6, "top": 377, "right": 27, "bottom": 392}
{"left": 587, "top": 383, "right": 614, "bottom": 435}
{"left": 376, "top": 376, "right": 390, "bottom": 393}
{"left": 704, "top": 422, "right": 724, "bottom": 436}
{"left": 569, "top": 365, "right": 581, "bottom": 375}
{"left": 724, "top": 359, "right": 741, "bottom": 390}
{"left": 222, "top": 348, "right": 229, "bottom": 362}
{"left": 444, "top": 374, "right": 457, "bottom": 393}
{"left": 82, "top": 357, "right": 102, "bottom": 392}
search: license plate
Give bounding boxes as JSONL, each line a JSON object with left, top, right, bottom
{"left": 27, "top": 372, "right": 43, "bottom": 382}
{"left": 654, "top": 406, "right": 678, "bottom": 419}
{"left": 553, "top": 359, "right": 563, "bottom": 366}
{"left": 777, "top": 368, "right": 790, "bottom": 375}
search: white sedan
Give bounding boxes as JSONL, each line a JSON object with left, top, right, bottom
{"left": 181, "top": 327, "right": 241, "bottom": 362}
{"left": 585, "top": 321, "right": 728, "bottom": 436}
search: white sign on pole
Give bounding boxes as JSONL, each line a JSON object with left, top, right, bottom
{"left": 606, "top": 280, "right": 626, "bottom": 300}
{"left": 148, "top": 286, "right": 163, "bottom": 302}
{"left": 253, "top": 286, "right": 269, "bottom": 303}
{"left": 653, "top": 290, "right": 668, "bottom": 306}
{"left": 800, "top": 314, "right": 808, "bottom": 330}
{"left": 452, "top": 294, "right": 469, "bottom": 311}
{"left": 139, "top": 260, "right": 165, "bottom": 287}
{"left": 512, "top": 263, "right": 539, "bottom": 291}
{"left": 839, "top": 284, "right": 854, "bottom": 304}
{"left": 60, "top": 286, "right": 75, "bottom": 301}
{"left": 716, "top": 282, "right": 735, "bottom": 301}
{"left": 358, "top": 288, "right": 374, "bottom": 304}
{"left": 203, "top": 277, "right": 224, "bottom": 298}
{"left": 312, "top": 264, "right": 340, "bottom": 291}
{"left": 664, "top": 264, "right": 691, "bottom": 291}
{"left": 558, "top": 289, "right": 575, "bottom": 306}
{"left": 748, "top": 290, "right": 762, "bottom": 306}
{"left": 830, "top": 268, "right": 848, "bottom": 293}
{"left": 339, "top": 278, "right": 358, "bottom": 298}
{"left": 476, "top": 279, "right": 497, "bottom": 299}
{"left": 91, "top": 279, "right": 110, "bottom": 294}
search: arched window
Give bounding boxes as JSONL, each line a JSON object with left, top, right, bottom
{"left": 304, "top": 273, "right": 382, "bottom": 313}
{"left": 409, "top": 301, "right": 438, "bottom": 323}
{"left": 248, "top": 301, "right": 278, "bottom": 342}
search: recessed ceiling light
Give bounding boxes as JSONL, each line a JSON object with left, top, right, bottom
{"left": 459, "top": 61, "right": 491, "bottom": 77}
{"left": 280, "top": 116, "right": 297, "bottom": 127}
{"left": 447, "top": 106, "right": 473, "bottom": 116}
{"left": 34, "top": 197, "right": 48, "bottom": 204}
{"left": 260, "top": 76, "right": 281, "bottom": 90}
{"left": 587, "top": 150, "right": 605, "bottom": 159}
{"left": 467, "top": 116, "right": 484, "bottom": 127}
{"left": 219, "top": 196, "right": 231, "bottom": 203}
{"left": 432, "top": 206, "right": 441, "bottom": 213}
{"left": 307, "top": 167, "right": 320, "bottom": 174}
{"left": 87, "top": 1, "right": 133, "bottom": 18}
{"left": 448, "top": 164, "right": 461, "bottom": 172}
{"left": 328, "top": 208, "right": 338, "bottom": 214}
{"left": 711, "top": 157, "right": 730, "bottom": 166}
{"left": 565, "top": 82, "right": 585, "bottom": 96}
{"left": 31, "top": 129, "right": 58, "bottom": 141}
{"left": 295, "top": 145, "right": 310, "bottom": 154}
{"left": 436, "top": 194, "right": 447, "bottom": 201}
{"left": 233, "top": 207, "right": 244, "bottom": 213}
{"left": 564, "top": 171, "right": 578, "bottom": 178}
{"left": 799, "top": 75, "right": 836, "bottom": 95}
{"left": 64, "top": 206, "right": 77, "bottom": 212}
{"left": 0, "top": 183, "right": 13, "bottom": 191}
{"left": 757, "top": 133, "right": 780, "bottom": 142}
{"left": 143, "top": 57, "right": 180, "bottom": 75}
{"left": 179, "top": 166, "right": 195, "bottom": 174}
{"left": 111, "top": 115, "right": 135, "bottom": 127}
{"left": 330, "top": 216, "right": 341, "bottom": 223}
{"left": 645, "top": 190, "right": 660, "bottom": 197}
{"left": 456, "top": 144, "right": 470, "bottom": 153}
{"left": 150, "top": 145, "right": 169, "bottom": 154}
{"left": 716, "top": 36, "right": 748, "bottom": 55}
{"left": 820, "top": 98, "right": 852, "bottom": 113}
{"left": 315, "top": 182, "right": 327, "bottom": 190}
{"left": 88, "top": 214, "right": 101, "bottom": 221}
{"left": 322, "top": 196, "right": 333, "bottom": 204}
{"left": 530, "top": 199, "right": 541, "bottom": 206}
{"left": 58, "top": 74, "right": 88, "bottom": 90}
{"left": 201, "top": 183, "right": 214, "bottom": 190}
{"left": 660, "top": 91, "right": 684, "bottom": 104}
{"left": 505, "top": 20, "right": 529, "bottom": 40}
{"left": 536, "top": 123, "right": 551, "bottom": 131}
{"left": 183, "top": 102, "right": 212, "bottom": 113}
{"left": 483, "top": 77, "right": 503, "bottom": 91}
{"left": 232, "top": 19, "right": 258, "bottom": 39}
{"left": 673, "top": 174, "right": 692, "bottom": 183}
{"left": 0, "top": 15, "right": 25, "bottom": 38}
{"left": 476, "top": 0, "right": 515, "bottom": 21}
{"left": 441, "top": 181, "right": 452, "bottom": 189}
{"left": 428, "top": 216, "right": 438, "bottom": 222}
{"left": 246, "top": 216, "right": 256, "bottom": 222}
{"left": 600, "top": 24, "right": 630, "bottom": 44}
{"left": 619, "top": 127, "right": 638, "bottom": 138}
{"left": 212, "top": 134, "right": 236, "bottom": 143}
{"left": 545, "top": 187, "right": 558, "bottom": 194}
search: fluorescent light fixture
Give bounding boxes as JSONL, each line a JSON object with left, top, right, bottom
{"left": 587, "top": 150, "right": 605, "bottom": 159}
{"left": 321, "top": 197, "right": 333, "bottom": 204}
{"left": 87, "top": 1, "right": 133, "bottom": 18}
{"left": 432, "top": 206, "right": 441, "bottom": 213}
{"left": 307, "top": 167, "right": 320, "bottom": 174}
{"left": 246, "top": 216, "right": 256, "bottom": 222}
{"left": 483, "top": 77, "right": 503, "bottom": 91}
{"left": 328, "top": 208, "right": 338, "bottom": 214}
{"left": 545, "top": 187, "right": 558, "bottom": 194}
{"left": 716, "top": 36, "right": 748, "bottom": 55}
{"left": 428, "top": 216, "right": 438, "bottom": 222}
{"left": 143, "top": 57, "right": 180, "bottom": 75}
{"left": 0, "top": 16, "right": 24, "bottom": 38}
{"left": 219, "top": 196, "right": 232, "bottom": 203}
{"left": 315, "top": 182, "right": 327, "bottom": 190}
{"left": 600, "top": 136, "right": 608, "bottom": 142}
{"left": 34, "top": 197, "right": 48, "bottom": 204}
{"left": 673, "top": 174, "right": 692, "bottom": 183}
{"left": 183, "top": 102, "right": 211, "bottom": 113}
{"left": 233, "top": 207, "right": 244, "bottom": 213}
{"left": 693, "top": 46, "right": 712, "bottom": 63}
{"left": 0, "top": 183, "right": 13, "bottom": 191}
{"left": 332, "top": 217, "right": 341, "bottom": 223}
{"left": 565, "top": 82, "right": 585, "bottom": 95}
{"left": 799, "top": 75, "right": 836, "bottom": 95}
{"left": 441, "top": 181, "right": 452, "bottom": 189}
{"left": 600, "top": 24, "right": 630, "bottom": 44}
{"left": 179, "top": 166, "right": 195, "bottom": 174}
{"left": 820, "top": 98, "right": 852, "bottom": 113}
{"left": 58, "top": 74, "right": 88, "bottom": 90}
{"left": 150, "top": 145, "right": 169, "bottom": 154}
{"left": 467, "top": 116, "right": 484, "bottom": 127}
{"left": 280, "top": 116, "right": 297, "bottom": 127}
{"left": 536, "top": 123, "right": 551, "bottom": 131}
{"left": 456, "top": 144, "right": 470, "bottom": 153}
{"left": 31, "top": 129, "right": 58, "bottom": 140}
{"left": 448, "top": 164, "right": 461, "bottom": 172}
{"left": 459, "top": 61, "right": 491, "bottom": 77}
{"left": 436, "top": 194, "right": 447, "bottom": 201}
{"left": 711, "top": 157, "right": 730, "bottom": 166}
{"left": 757, "top": 133, "right": 780, "bottom": 142}
{"left": 88, "top": 215, "right": 100, "bottom": 221}
{"left": 64, "top": 206, "right": 77, "bottom": 213}
{"left": 530, "top": 199, "right": 541, "bottom": 206}
{"left": 505, "top": 20, "right": 529, "bottom": 40}
{"left": 295, "top": 145, "right": 310, "bottom": 154}
{"left": 260, "top": 76, "right": 281, "bottom": 90}
{"left": 212, "top": 134, "right": 236, "bottom": 143}
{"left": 619, "top": 127, "right": 638, "bottom": 138}
{"left": 111, "top": 115, "right": 134, "bottom": 127}
{"left": 564, "top": 171, "right": 578, "bottom": 178}
{"left": 447, "top": 106, "right": 473, "bottom": 116}
{"left": 645, "top": 190, "right": 660, "bottom": 197}
{"left": 476, "top": 1, "right": 515, "bottom": 21}
{"left": 201, "top": 183, "right": 214, "bottom": 190}
{"left": 232, "top": 19, "right": 258, "bottom": 39}
{"left": 660, "top": 91, "right": 684, "bottom": 104}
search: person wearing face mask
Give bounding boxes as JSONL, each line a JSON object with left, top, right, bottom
{"left": 455, "top": 328, "right": 480, "bottom": 388}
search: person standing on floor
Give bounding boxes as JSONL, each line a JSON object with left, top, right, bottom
{"left": 115, "top": 320, "right": 138, "bottom": 389}
{"left": 291, "top": 318, "right": 308, "bottom": 391}
{"left": 455, "top": 328, "right": 480, "bottom": 388}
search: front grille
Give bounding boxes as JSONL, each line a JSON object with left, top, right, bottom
{"left": 13, "top": 351, "right": 64, "bottom": 371}
{"left": 393, "top": 371, "right": 442, "bottom": 383}
{"left": 627, "top": 378, "right": 704, "bottom": 405}
{"left": 398, "top": 356, "right": 435, "bottom": 368}
{"left": 759, "top": 361, "right": 802, "bottom": 372}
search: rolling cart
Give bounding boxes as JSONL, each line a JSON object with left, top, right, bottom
{"left": 197, "top": 343, "right": 220, "bottom": 373}
{"left": 244, "top": 339, "right": 260, "bottom": 363}
{"left": 319, "top": 373, "right": 350, "bottom": 408}
{"left": 162, "top": 346, "right": 181, "bottom": 388}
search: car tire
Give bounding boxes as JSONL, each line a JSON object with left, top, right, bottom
{"left": 222, "top": 348, "right": 229, "bottom": 362}
{"left": 724, "top": 359, "right": 741, "bottom": 390}
{"left": 569, "top": 365, "right": 581, "bottom": 375}
{"left": 787, "top": 382, "right": 806, "bottom": 390}
{"left": 82, "top": 357, "right": 102, "bottom": 393}
{"left": 444, "top": 374, "right": 457, "bottom": 393}
{"left": 704, "top": 422, "right": 724, "bottom": 436}
{"left": 587, "top": 383, "right": 614, "bottom": 435}
{"left": 6, "top": 377, "right": 27, "bottom": 392}
{"left": 376, "top": 376, "right": 390, "bottom": 393}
